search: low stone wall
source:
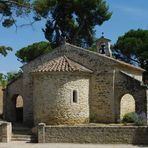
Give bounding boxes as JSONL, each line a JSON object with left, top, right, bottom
{"left": 0, "top": 86, "right": 3, "bottom": 115}
{"left": 0, "top": 122, "right": 12, "bottom": 143}
{"left": 38, "top": 123, "right": 148, "bottom": 144}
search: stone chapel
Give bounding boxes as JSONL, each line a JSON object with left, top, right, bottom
{"left": 3, "top": 34, "right": 148, "bottom": 126}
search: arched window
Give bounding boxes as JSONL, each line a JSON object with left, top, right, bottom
{"left": 120, "top": 94, "right": 135, "bottom": 119}
{"left": 73, "top": 90, "right": 78, "bottom": 103}
{"left": 100, "top": 42, "right": 106, "bottom": 54}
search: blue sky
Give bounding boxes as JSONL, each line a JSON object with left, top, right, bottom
{"left": 0, "top": 0, "right": 148, "bottom": 73}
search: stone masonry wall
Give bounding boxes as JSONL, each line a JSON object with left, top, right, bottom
{"left": 114, "top": 71, "right": 147, "bottom": 122}
{"left": 147, "top": 90, "right": 148, "bottom": 120}
{"left": 38, "top": 124, "right": 148, "bottom": 144}
{"left": 22, "top": 72, "right": 34, "bottom": 126}
{"left": 3, "top": 77, "right": 23, "bottom": 123}
{"left": 0, "top": 86, "right": 3, "bottom": 115}
{"left": 89, "top": 72, "right": 115, "bottom": 123}
{"left": 0, "top": 122, "right": 12, "bottom": 143}
{"left": 32, "top": 72, "right": 90, "bottom": 125}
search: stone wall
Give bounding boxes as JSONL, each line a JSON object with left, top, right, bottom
{"left": 32, "top": 72, "right": 90, "bottom": 125}
{"left": 22, "top": 71, "right": 34, "bottom": 126}
{"left": 3, "top": 77, "right": 23, "bottom": 123}
{"left": 38, "top": 124, "right": 148, "bottom": 144}
{"left": 147, "top": 90, "right": 148, "bottom": 120}
{"left": 89, "top": 72, "right": 114, "bottom": 123}
{"left": 114, "top": 71, "right": 147, "bottom": 122}
{"left": 0, "top": 86, "right": 3, "bottom": 115}
{"left": 0, "top": 122, "right": 12, "bottom": 143}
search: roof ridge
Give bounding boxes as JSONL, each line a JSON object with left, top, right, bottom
{"left": 63, "top": 55, "right": 76, "bottom": 71}
{"left": 67, "top": 43, "right": 145, "bottom": 72}
{"left": 32, "top": 55, "right": 92, "bottom": 73}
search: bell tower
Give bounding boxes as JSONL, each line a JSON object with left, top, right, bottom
{"left": 96, "top": 32, "right": 112, "bottom": 57}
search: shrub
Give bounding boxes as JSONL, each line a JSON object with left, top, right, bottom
{"left": 122, "top": 112, "right": 146, "bottom": 126}
{"left": 122, "top": 112, "right": 138, "bottom": 123}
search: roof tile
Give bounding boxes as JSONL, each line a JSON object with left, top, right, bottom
{"left": 32, "top": 55, "right": 92, "bottom": 73}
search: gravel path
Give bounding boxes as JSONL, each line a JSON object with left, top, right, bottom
{"left": 0, "top": 142, "right": 147, "bottom": 148}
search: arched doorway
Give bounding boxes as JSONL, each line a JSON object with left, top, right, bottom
{"left": 12, "top": 95, "right": 23, "bottom": 123}
{"left": 16, "top": 95, "right": 23, "bottom": 122}
{"left": 120, "top": 94, "right": 135, "bottom": 120}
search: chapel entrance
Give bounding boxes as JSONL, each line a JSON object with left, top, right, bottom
{"left": 12, "top": 95, "right": 24, "bottom": 123}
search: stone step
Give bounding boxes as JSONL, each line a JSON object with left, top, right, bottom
{"left": 12, "top": 124, "right": 37, "bottom": 143}
{"left": 11, "top": 134, "right": 37, "bottom": 142}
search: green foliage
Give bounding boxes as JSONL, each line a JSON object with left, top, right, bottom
{"left": 1, "top": 0, "right": 112, "bottom": 48}
{"left": 15, "top": 41, "right": 52, "bottom": 63}
{"left": 122, "top": 112, "right": 138, "bottom": 124}
{"left": 113, "top": 29, "right": 148, "bottom": 84}
{"left": 122, "top": 112, "right": 146, "bottom": 126}
{"left": 0, "top": 73, "right": 6, "bottom": 88}
{"left": 0, "top": 0, "right": 31, "bottom": 28}
{"left": 1, "top": 79, "right": 7, "bottom": 89}
{"left": 0, "top": 73, "right": 7, "bottom": 88}
{"left": 6, "top": 71, "right": 22, "bottom": 82}
{"left": 2, "top": 19, "right": 16, "bottom": 28}
{"left": 0, "top": 71, "right": 22, "bottom": 88}
{"left": 33, "top": 0, "right": 112, "bottom": 47}
{"left": 0, "top": 73, "right": 3, "bottom": 81}
{"left": 0, "top": 46, "right": 12, "bottom": 56}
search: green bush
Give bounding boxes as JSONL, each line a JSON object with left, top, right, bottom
{"left": 122, "top": 112, "right": 138, "bottom": 123}
{"left": 122, "top": 112, "right": 146, "bottom": 126}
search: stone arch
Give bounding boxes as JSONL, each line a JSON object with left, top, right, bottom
{"left": 11, "top": 94, "right": 24, "bottom": 123}
{"left": 114, "top": 71, "right": 147, "bottom": 123}
{"left": 120, "top": 94, "right": 135, "bottom": 120}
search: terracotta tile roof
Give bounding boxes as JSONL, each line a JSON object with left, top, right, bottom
{"left": 32, "top": 55, "right": 92, "bottom": 73}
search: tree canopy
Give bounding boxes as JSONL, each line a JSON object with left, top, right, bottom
{"left": 33, "top": 0, "right": 112, "bottom": 47}
{"left": 0, "top": 71, "right": 22, "bottom": 88}
{"left": 15, "top": 41, "right": 52, "bottom": 63}
{"left": 0, "top": 0, "right": 31, "bottom": 56}
{"left": 113, "top": 29, "right": 148, "bottom": 84}
{"left": 0, "top": 73, "right": 7, "bottom": 88}
{"left": 0, "top": 0, "right": 31, "bottom": 28}
{"left": 6, "top": 71, "right": 22, "bottom": 82}
{"left": 0, "top": 46, "right": 12, "bottom": 56}
{"left": 1, "top": 0, "right": 112, "bottom": 58}
{"left": 0, "top": 0, "right": 112, "bottom": 47}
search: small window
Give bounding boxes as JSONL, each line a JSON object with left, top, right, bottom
{"left": 73, "top": 90, "right": 78, "bottom": 103}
